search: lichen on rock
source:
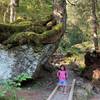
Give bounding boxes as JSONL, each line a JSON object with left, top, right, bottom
{"left": 0, "top": 42, "right": 59, "bottom": 83}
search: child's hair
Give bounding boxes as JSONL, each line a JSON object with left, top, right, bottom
{"left": 60, "top": 64, "right": 66, "bottom": 70}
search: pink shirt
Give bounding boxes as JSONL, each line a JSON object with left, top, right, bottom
{"left": 57, "top": 70, "right": 68, "bottom": 80}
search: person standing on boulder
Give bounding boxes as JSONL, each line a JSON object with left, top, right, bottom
{"left": 57, "top": 64, "right": 68, "bottom": 94}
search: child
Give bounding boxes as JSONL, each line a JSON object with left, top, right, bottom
{"left": 57, "top": 65, "right": 68, "bottom": 94}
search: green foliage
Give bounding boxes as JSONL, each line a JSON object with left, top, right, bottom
{"left": 3, "top": 23, "right": 63, "bottom": 47}
{"left": 14, "top": 73, "right": 31, "bottom": 84}
{"left": 78, "top": 66, "right": 85, "bottom": 74}
{"left": 0, "top": 0, "right": 52, "bottom": 23}
{"left": 71, "top": 41, "right": 94, "bottom": 53}
{"left": 66, "top": 23, "right": 88, "bottom": 46}
{"left": 17, "top": 0, "right": 52, "bottom": 21}
{"left": 67, "top": 0, "right": 100, "bottom": 37}
{"left": 58, "top": 0, "right": 100, "bottom": 55}
{"left": 59, "top": 23, "right": 89, "bottom": 54}
{"left": 58, "top": 35, "right": 70, "bottom": 54}
{"left": 0, "top": 80, "right": 19, "bottom": 100}
{"left": 0, "top": 73, "right": 31, "bottom": 100}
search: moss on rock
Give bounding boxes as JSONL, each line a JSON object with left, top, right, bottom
{"left": 0, "top": 32, "right": 11, "bottom": 43}
{"left": 0, "top": 21, "right": 32, "bottom": 33}
{"left": 0, "top": 15, "right": 57, "bottom": 43}
{"left": 3, "top": 23, "right": 63, "bottom": 47}
{"left": 3, "top": 32, "right": 40, "bottom": 47}
{"left": 0, "top": 16, "right": 54, "bottom": 33}
{"left": 40, "top": 23, "right": 63, "bottom": 43}
{"left": 28, "top": 24, "right": 47, "bottom": 34}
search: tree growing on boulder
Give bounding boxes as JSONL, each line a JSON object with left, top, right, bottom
{"left": 0, "top": 0, "right": 67, "bottom": 81}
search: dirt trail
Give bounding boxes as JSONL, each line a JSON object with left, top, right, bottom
{"left": 8, "top": 54, "right": 99, "bottom": 100}
{"left": 48, "top": 70, "right": 75, "bottom": 100}
{"left": 90, "top": 94, "right": 100, "bottom": 100}
{"left": 51, "top": 91, "right": 69, "bottom": 100}
{"left": 17, "top": 89, "right": 50, "bottom": 100}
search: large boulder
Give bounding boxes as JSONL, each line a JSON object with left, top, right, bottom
{"left": 0, "top": 0, "right": 67, "bottom": 85}
{"left": 0, "top": 43, "right": 57, "bottom": 83}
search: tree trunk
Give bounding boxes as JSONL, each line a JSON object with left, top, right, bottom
{"left": 91, "top": 0, "right": 99, "bottom": 50}
{"left": 10, "top": 3, "right": 14, "bottom": 23}
{"left": 53, "top": 0, "right": 67, "bottom": 31}
{"left": 43, "top": 0, "right": 67, "bottom": 69}
{"left": 3, "top": 8, "right": 9, "bottom": 23}
{"left": 38, "top": 0, "right": 43, "bottom": 7}
{"left": 9, "top": 0, "right": 19, "bottom": 23}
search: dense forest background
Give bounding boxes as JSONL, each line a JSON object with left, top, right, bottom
{"left": 0, "top": 0, "right": 100, "bottom": 48}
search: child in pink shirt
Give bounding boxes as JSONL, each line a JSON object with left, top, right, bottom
{"left": 57, "top": 65, "right": 68, "bottom": 94}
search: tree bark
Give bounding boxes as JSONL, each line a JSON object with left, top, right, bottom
{"left": 9, "top": 0, "right": 19, "bottom": 23}
{"left": 3, "top": 8, "right": 9, "bottom": 23}
{"left": 10, "top": 0, "right": 15, "bottom": 23}
{"left": 91, "top": 0, "right": 99, "bottom": 50}
{"left": 38, "top": 0, "right": 43, "bottom": 7}
{"left": 53, "top": 0, "right": 67, "bottom": 30}
{"left": 3, "top": 0, "right": 19, "bottom": 23}
{"left": 43, "top": 0, "right": 67, "bottom": 69}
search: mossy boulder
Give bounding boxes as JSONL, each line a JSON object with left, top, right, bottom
{"left": 0, "top": 15, "right": 57, "bottom": 43}
{"left": 0, "top": 13, "right": 64, "bottom": 82}
{"left": 3, "top": 23, "right": 63, "bottom": 47}
{"left": 0, "top": 21, "right": 32, "bottom": 33}
{"left": 28, "top": 24, "right": 47, "bottom": 34}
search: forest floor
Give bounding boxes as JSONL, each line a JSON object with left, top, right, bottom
{"left": 15, "top": 54, "right": 71, "bottom": 100}
{"left": 14, "top": 54, "right": 68, "bottom": 100}
{"left": 2, "top": 54, "right": 100, "bottom": 100}
{"left": 16, "top": 74, "right": 100, "bottom": 100}
{"left": 15, "top": 69, "right": 57, "bottom": 100}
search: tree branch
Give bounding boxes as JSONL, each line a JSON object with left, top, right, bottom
{"left": 67, "top": 0, "right": 76, "bottom": 6}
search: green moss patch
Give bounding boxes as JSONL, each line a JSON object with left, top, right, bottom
{"left": 0, "top": 22, "right": 32, "bottom": 33}
{"left": 3, "top": 23, "right": 63, "bottom": 47}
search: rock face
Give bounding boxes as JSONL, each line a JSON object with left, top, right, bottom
{"left": 0, "top": 43, "right": 57, "bottom": 83}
